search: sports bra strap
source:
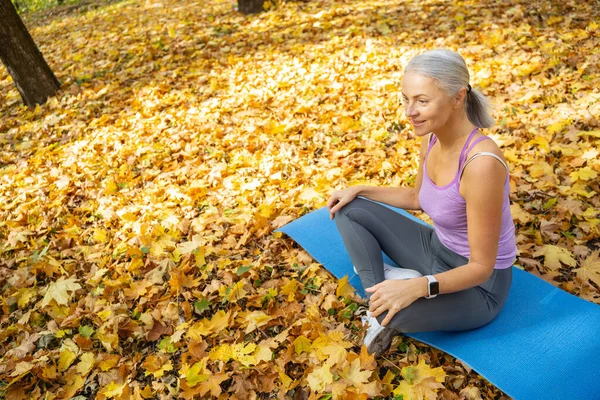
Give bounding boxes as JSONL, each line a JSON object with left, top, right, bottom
{"left": 427, "top": 132, "right": 436, "bottom": 148}
{"left": 457, "top": 128, "right": 479, "bottom": 163}
{"left": 464, "top": 136, "right": 491, "bottom": 159}
{"left": 459, "top": 152, "right": 510, "bottom": 179}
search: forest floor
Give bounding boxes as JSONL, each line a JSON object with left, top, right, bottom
{"left": 0, "top": 0, "right": 599, "bottom": 398}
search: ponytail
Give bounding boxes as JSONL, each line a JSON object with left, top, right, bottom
{"left": 465, "top": 88, "right": 495, "bottom": 128}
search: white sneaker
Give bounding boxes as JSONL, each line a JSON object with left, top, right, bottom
{"left": 353, "top": 263, "right": 423, "bottom": 280}
{"left": 355, "top": 264, "right": 421, "bottom": 355}
{"left": 362, "top": 311, "right": 385, "bottom": 348}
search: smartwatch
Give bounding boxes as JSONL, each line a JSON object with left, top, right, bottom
{"left": 424, "top": 275, "right": 439, "bottom": 299}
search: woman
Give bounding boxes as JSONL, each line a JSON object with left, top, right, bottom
{"left": 327, "top": 49, "right": 517, "bottom": 357}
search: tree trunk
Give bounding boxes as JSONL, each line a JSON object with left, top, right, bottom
{"left": 238, "top": 0, "right": 265, "bottom": 14}
{"left": 0, "top": 0, "right": 60, "bottom": 107}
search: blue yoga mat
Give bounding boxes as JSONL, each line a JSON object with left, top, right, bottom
{"left": 277, "top": 205, "right": 600, "bottom": 400}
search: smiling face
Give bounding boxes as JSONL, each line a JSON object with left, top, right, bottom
{"left": 401, "top": 71, "right": 456, "bottom": 137}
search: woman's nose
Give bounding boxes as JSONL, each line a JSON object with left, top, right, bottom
{"left": 405, "top": 103, "right": 417, "bottom": 117}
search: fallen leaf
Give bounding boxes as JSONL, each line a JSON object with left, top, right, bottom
{"left": 533, "top": 245, "right": 577, "bottom": 271}
{"left": 573, "top": 251, "right": 600, "bottom": 286}
{"left": 40, "top": 278, "right": 81, "bottom": 308}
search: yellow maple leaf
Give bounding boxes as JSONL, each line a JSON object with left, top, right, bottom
{"left": 93, "top": 228, "right": 108, "bottom": 243}
{"left": 209, "top": 342, "right": 257, "bottom": 366}
{"left": 307, "top": 362, "right": 334, "bottom": 393}
{"left": 577, "top": 130, "right": 600, "bottom": 138}
{"left": 573, "top": 251, "right": 600, "bottom": 287}
{"left": 208, "top": 344, "right": 234, "bottom": 364}
{"left": 226, "top": 281, "right": 247, "bottom": 303}
{"left": 528, "top": 161, "right": 553, "bottom": 179}
{"left": 195, "top": 247, "right": 206, "bottom": 267}
{"left": 336, "top": 275, "right": 355, "bottom": 298}
{"left": 61, "top": 375, "right": 85, "bottom": 399}
{"left": 96, "top": 327, "right": 119, "bottom": 352}
{"left": 319, "top": 343, "right": 348, "bottom": 366}
{"left": 197, "top": 373, "right": 229, "bottom": 397}
{"left": 294, "top": 335, "right": 312, "bottom": 355}
{"left": 510, "top": 203, "right": 532, "bottom": 224}
{"left": 97, "top": 354, "right": 120, "bottom": 371}
{"left": 392, "top": 359, "right": 446, "bottom": 400}
{"left": 527, "top": 136, "right": 550, "bottom": 153}
{"left": 143, "top": 355, "right": 173, "bottom": 378}
{"left": 340, "top": 358, "right": 373, "bottom": 386}
{"left": 280, "top": 278, "right": 299, "bottom": 301}
{"left": 254, "top": 341, "right": 273, "bottom": 364}
{"left": 99, "top": 382, "right": 127, "bottom": 398}
{"left": 10, "top": 361, "right": 35, "bottom": 377}
{"left": 233, "top": 342, "right": 258, "bottom": 366}
{"left": 104, "top": 179, "right": 118, "bottom": 195}
{"left": 393, "top": 378, "right": 445, "bottom": 400}
{"left": 57, "top": 353, "right": 76, "bottom": 374}
{"left": 277, "top": 366, "right": 293, "bottom": 390}
{"left": 16, "top": 287, "right": 37, "bottom": 309}
{"left": 243, "top": 310, "right": 272, "bottom": 334}
{"left": 40, "top": 278, "right": 81, "bottom": 308}
{"left": 187, "top": 310, "right": 230, "bottom": 339}
{"left": 180, "top": 359, "right": 210, "bottom": 387}
{"left": 178, "top": 234, "right": 203, "bottom": 254}
{"left": 58, "top": 339, "right": 79, "bottom": 372}
{"left": 533, "top": 245, "right": 577, "bottom": 271}
{"left": 515, "top": 62, "right": 543, "bottom": 77}
{"left": 569, "top": 183, "right": 597, "bottom": 199}
{"left": 76, "top": 352, "right": 95, "bottom": 376}
{"left": 582, "top": 207, "right": 597, "bottom": 220}
{"left": 380, "top": 369, "right": 396, "bottom": 391}
{"left": 570, "top": 167, "right": 598, "bottom": 182}
{"left": 546, "top": 121, "right": 567, "bottom": 135}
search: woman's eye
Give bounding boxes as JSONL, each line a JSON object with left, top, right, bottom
{"left": 419, "top": 100, "right": 428, "bottom": 104}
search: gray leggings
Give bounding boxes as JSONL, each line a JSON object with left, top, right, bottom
{"left": 335, "top": 198, "right": 512, "bottom": 333}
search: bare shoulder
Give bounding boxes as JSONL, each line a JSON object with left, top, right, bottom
{"left": 465, "top": 133, "right": 507, "bottom": 163}
{"left": 460, "top": 134, "right": 508, "bottom": 187}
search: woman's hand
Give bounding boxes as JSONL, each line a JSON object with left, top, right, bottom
{"left": 327, "top": 186, "right": 363, "bottom": 220}
{"left": 365, "top": 278, "right": 427, "bottom": 327}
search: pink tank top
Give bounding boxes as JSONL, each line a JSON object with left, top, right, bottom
{"left": 418, "top": 128, "right": 517, "bottom": 269}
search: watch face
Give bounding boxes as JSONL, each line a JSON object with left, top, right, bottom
{"left": 430, "top": 281, "right": 440, "bottom": 296}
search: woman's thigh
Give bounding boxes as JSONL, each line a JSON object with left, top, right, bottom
{"left": 385, "top": 240, "right": 513, "bottom": 333}
{"left": 387, "top": 283, "right": 496, "bottom": 333}
{"left": 336, "top": 197, "right": 436, "bottom": 276}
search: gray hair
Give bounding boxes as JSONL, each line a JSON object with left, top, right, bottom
{"left": 405, "top": 49, "right": 495, "bottom": 128}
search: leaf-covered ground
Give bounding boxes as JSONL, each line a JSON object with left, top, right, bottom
{"left": 0, "top": 0, "right": 599, "bottom": 398}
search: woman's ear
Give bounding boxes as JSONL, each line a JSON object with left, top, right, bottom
{"left": 454, "top": 87, "right": 467, "bottom": 108}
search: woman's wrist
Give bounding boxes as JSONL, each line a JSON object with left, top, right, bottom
{"left": 353, "top": 185, "right": 366, "bottom": 196}
{"left": 355, "top": 185, "right": 375, "bottom": 198}
{"left": 417, "top": 276, "right": 429, "bottom": 298}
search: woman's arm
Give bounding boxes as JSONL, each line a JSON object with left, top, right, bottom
{"left": 430, "top": 154, "right": 507, "bottom": 294}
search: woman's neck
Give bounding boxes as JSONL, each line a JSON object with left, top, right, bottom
{"left": 433, "top": 114, "right": 476, "bottom": 152}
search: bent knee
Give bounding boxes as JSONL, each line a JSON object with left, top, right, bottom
{"left": 337, "top": 197, "right": 370, "bottom": 218}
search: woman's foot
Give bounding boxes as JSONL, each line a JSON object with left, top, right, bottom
{"left": 362, "top": 311, "right": 384, "bottom": 346}
{"left": 362, "top": 312, "right": 397, "bottom": 357}
{"left": 355, "top": 264, "right": 417, "bottom": 356}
